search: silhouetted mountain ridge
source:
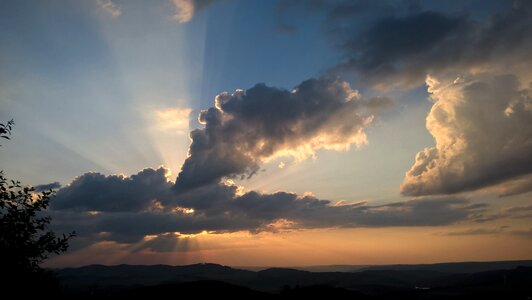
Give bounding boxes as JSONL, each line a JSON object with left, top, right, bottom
{"left": 360, "top": 260, "right": 532, "bottom": 273}
{"left": 56, "top": 260, "right": 532, "bottom": 298}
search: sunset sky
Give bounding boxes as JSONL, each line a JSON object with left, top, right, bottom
{"left": 0, "top": 0, "right": 531, "bottom": 267}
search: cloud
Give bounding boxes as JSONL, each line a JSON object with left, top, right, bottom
{"left": 473, "top": 204, "right": 532, "bottom": 223}
{"left": 49, "top": 167, "right": 484, "bottom": 248}
{"left": 509, "top": 228, "right": 532, "bottom": 239}
{"left": 43, "top": 76, "right": 397, "bottom": 251}
{"left": 154, "top": 107, "right": 191, "bottom": 133}
{"left": 34, "top": 181, "right": 61, "bottom": 192}
{"left": 332, "top": 1, "right": 532, "bottom": 88}
{"left": 401, "top": 74, "right": 532, "bottom": 196}
{"left": 436, "top": 226, "right": 507, "bottom": 236}
{"left": 174, "top": 77, "right": 391, "bottom": 191}
{"left": 275, "top": 1, "right": 532, "bottom": 197}
{"left": 52, "top": 167, "right": 174, "bottom": 212}
{"left": 96, "top": 0, "right": 121, "bottom": 18}
{"left": 497, "top": 174, "right": 532, "bottom": 197}
{"left": 173, "top": 182, "right": 477, "bottom": 229}
{"left": 436, "top": 226, "right": 532, "bottom": 239}
{"left": 503, "top": 204, "right": 532, "bottom": 214}
{"left": 337, "top": 11, "right": 464, "bottom": 88}
{"left": 172, "top": 0, "right": 218, "bottom": 23}
{"left": 278, "top": 1, "right": 532, "bottom": 88}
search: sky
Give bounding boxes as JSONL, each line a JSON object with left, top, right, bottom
{"left": 0, "top": 0, "right": 531, "bottom": 267}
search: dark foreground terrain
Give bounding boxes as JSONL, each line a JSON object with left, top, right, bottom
{"left": 55, "top": 261, "right": 532, "bottom": 299}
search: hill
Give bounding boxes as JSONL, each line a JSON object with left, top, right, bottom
{"left": 56, "top": 261, "right": 532, "bottom": 298}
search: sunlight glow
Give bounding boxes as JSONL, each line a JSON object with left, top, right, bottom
{"left": 154, "top": 107, "right": 192, "bottom": 133}
{"left": 177, "top": 230, "right": 210, "bottom": 238}
{"left": 173, "top": 207, "right": 195, "bottom": 214}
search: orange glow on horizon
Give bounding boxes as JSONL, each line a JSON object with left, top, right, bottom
{"left": 46, "top": 227, "right": 532, "bottom": 268}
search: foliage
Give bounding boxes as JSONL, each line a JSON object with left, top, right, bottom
{"left": 0, "top": 173, "right": 74, "bottom": 272}
{"left": 0, "top": 119, "right": 14, "bottom": 143}
{"left": 0, "top": 119, "right": 74, "bottom": 293}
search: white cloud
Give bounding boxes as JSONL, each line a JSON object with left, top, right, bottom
{"left": 96, "top": 0, "right": 121, "bottom": 18}
{"left": 172, "top": 0, "right": 194, "bottom": 23}
{"left": 172, "top": 0, "right": 217, "bottom": 23}
{"left": 154, "top": 107, "right": 192, "bottom": 134}
{"left": 401, "top": 74, "right": 532, "bottom": 196}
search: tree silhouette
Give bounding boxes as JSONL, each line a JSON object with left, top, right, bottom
{"left": 0, "top": 119, "right": 14, "bottom": 142}
{"left": 0, "top": 119, "right": 74, "bottom": 294}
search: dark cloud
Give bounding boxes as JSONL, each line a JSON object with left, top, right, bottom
{"left": 174, "top": 183, "right": 482, "bottom": 229}
{"left": 503, "top": 204, "right": 532, "bottom": 214}
{"left": 472, "top": 204, "right": 532, "bottom": 223}
{"left": 34, "top": 181, "right": 61, "bottom": 192}
{"left": 349, "top": 197, "right": 476, "bottom": 227}
{"left": 436, "top": 227, "right": 507, "bottom": 236}
{"left": 332, "top": 1, "right": 532, "bottom": 88}
{"left": 49, "top": 167, "right": 484, "bottom": 248}
{"left": 52, "top": 167, "right": 174, "bottom": 212}
{"left": 175, "top": 77, "right": 391, "bottom": 191}
{"left": 279, "top": 0, "right": 532, "bottom": 88}
{"left": 498, "top": 174, "right": 532, "bottom": 197}
{"left": 401, "top": 74, "right": 532, "bottom": 196}
{"left": 338, "top": 11, "right": 465, "bottom": 87}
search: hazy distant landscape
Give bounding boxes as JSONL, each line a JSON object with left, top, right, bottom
{"left": 56, "top": 260, "right": 532, "bottom": 298}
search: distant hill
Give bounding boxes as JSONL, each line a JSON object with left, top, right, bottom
{"left": 240, "top": 260, "right": 532, "bottom": 273}
{"left": 56, "top": 260, "right": 532, "bottom": 298}
{"left": 240, "top": 264, "right": 370, "bottom": 272}
{"left": 359, "top": 260, "right": 532, "bottom": 273}
{"left": 58, "top": 263, "right": 256, "bottom": 292}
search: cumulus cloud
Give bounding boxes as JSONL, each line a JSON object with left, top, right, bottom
{"left": 333, "top": 1, "right": 532, "bottom": 88}
{"left": 53, "top": 167, "right": 174, "bottom": 212}
{"left": 276, "top": 1, "right": 532, "bottom": 196}
{"left": 49, "top": 167, "right": 484, "bottom": 248}
{"left": 401, "top": 74, "right": 532, "bottom": 196}
{"left": 43, "top": 76, "right": 399, "bottom": 251}
{"left": 172, "top": 0, "right": 218, "bottom": 23}
{"left": 174, "top": 77, "right": 391, "bottom": 190}
{"left": 96, "top": 0, "right": 121, "bottom": 18}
